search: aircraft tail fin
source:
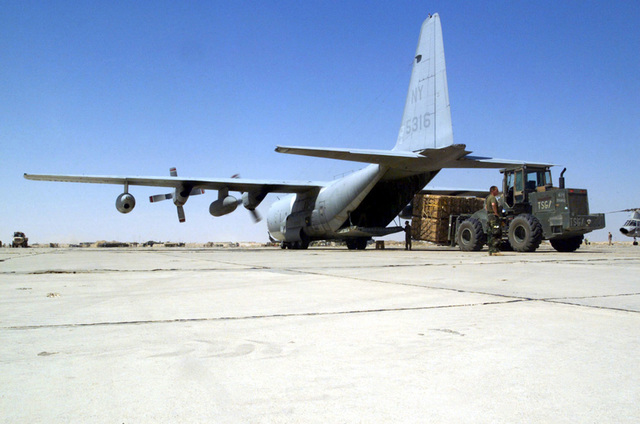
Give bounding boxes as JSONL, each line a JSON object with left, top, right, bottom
{"left": 394, "top": 13, "right": 453, "bottom": 152}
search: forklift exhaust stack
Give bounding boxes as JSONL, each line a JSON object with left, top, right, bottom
{"left": 559, "top": 168, "right": 566, "bottom": 189}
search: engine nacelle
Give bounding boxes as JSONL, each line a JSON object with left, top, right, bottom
{"left": 209, "top": 196, "right": 239, "bottom": 217}
{"left": 242, "top": 191, "right": 266, "bottom": 211}
{"left": 173, "top": 186, "right": 190, "bottom": 207}
{"left": 116, "top": 193, "right": 136, "bottom": 214}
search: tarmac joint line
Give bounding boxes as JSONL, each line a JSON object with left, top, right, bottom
{"left": 5, "top": 299, "right": 525, "bottom": 331}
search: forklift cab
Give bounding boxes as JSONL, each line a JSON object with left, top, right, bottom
{"left": 502, "top": 166, "right": 553, "bottom": 210}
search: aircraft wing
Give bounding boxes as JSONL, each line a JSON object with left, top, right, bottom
{"left": 23, "top": 173, "right": 326, "bottom": 194}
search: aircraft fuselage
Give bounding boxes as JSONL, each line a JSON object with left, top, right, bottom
{"left": 620, "top": 211, "right": 640, "bottom": 241}
{"left": 266, "top": 165, "right": 439, "bottom": 247}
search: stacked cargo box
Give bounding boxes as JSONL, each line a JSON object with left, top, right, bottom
{"left": 411, "top": 195, "right": 484, "bottom": 243}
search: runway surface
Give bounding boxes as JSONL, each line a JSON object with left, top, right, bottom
{"left": 2, "top": 244, "right": 639, "bottom": 423}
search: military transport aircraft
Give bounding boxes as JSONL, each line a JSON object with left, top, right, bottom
{"left": 613, "top": 208, "right": 640, "bottom": 245}
{"left": 25, "top": 13, "right": 545, "bottom": 249}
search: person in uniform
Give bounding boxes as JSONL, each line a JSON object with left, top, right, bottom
{"left": 485, "top": 185, "right": 502, "bottom": 255}
{"left": 404, "top": 221, "right": 412, "bottom": 250}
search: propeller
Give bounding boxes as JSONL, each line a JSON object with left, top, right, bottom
{"left": 149, "top": 193, "right": 173, "bottom": 202}
{"left": 232, "top": 174, "right": 262, "bottom": 223}
{"left": 248, "top": 208, "right": 262, "bottom": 223}
{"left": 149, "top": 167, "right": 204, "bottom": 223}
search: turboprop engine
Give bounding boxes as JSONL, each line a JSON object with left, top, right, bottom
{"left": 148, "top": 168, "right": 204, "bottom": 222}
{"left": 242, "top": 191, "right": 266, "bottom": 222}
{"left": 115, "top": 192, "right": 136, "bottom": 214}
{"left": 173, "top": 186, "right": 190, "bottom": 207}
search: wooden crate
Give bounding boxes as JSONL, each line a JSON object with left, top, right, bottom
{"left": 413, "top": 195, "right": 484, "bottom": 219}
{"left": 411, "top": 217, "right": 450, "bottom": 243}
{"left": 411, "top": 195, "right": 485, "bottom": 243}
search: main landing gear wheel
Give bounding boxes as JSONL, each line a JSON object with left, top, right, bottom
{"left": 346, "top": 238, "right": 368, "bottom": 250}
{"left": 281, "top": 241, "right": 309, "bottom": 250}
{"left": 280, "top": 230, "right": 310, "bottom": 250}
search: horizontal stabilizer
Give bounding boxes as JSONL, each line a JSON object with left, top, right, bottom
{"left": 275, "top": 146, "right": 421, "bottom": 164}
{"left": 275, "top": 144, "right": 551, "bottom": 172}
{"left": 444, "top": 156, "right": 553, "bottom": 169}
{"left": 275, "top": 144, "right": 469, "bottom": 172}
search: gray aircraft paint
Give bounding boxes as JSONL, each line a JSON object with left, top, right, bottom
{"left": 395, "top": 14, "right": 452, "bottom": 151}
{"left": 25, "top": 14, "right": 550, "bottom": 248}
{"left": 268, "top": 14, "right": 454, "bottom": 244}
{"left": 616, "top": 209, "right": 640, "bottom": 241}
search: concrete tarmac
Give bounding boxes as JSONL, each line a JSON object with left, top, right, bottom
{"left": 1, "top": 244, "right": 639, "bottom": 423}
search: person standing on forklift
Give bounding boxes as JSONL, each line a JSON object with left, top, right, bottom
{"left": 485, "top": 185, "right": 502, "bottom": 255}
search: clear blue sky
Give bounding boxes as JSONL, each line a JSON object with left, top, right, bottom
{"left": 2, "top": 1, "right": 638, "bottom": 244}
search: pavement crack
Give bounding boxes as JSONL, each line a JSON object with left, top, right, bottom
{"left": 5, "top": 299, "right": 524, "bottom": 331}
{"left": 539, "top": 299, "right": 640, "bottom": 314}
{"left": 543, "top": 292, "right": 640, "bottom": 301}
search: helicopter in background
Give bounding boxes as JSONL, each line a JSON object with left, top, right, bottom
{"left": 613, "top": 208, "right": 640, "bottom": 245}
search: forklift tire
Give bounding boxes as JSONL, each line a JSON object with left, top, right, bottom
{"left": 457, "top": 218, "right": 485, "bottom": 251}
{"left": 550, "top": 235, "right": 583, "bottom": 252}
{"left": 508, "top": 214, "right": 543, "bottom": 252}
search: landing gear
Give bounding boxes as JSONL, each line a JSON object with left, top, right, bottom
{"left": 281, "top": 241, "right": 309, "bottom": 250}
{"left": 346, "top": 238, "right": 368, "bottom": 250}
{"left": 280, "top": 229, "right": 310, "bottom": 250}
